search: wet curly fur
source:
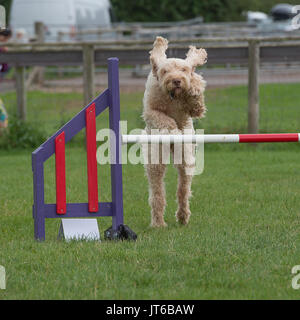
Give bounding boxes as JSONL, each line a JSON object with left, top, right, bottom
{"left": 142, "top": 36, "right": 207, "bottom": 227}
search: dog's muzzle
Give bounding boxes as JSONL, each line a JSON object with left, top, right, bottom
{"left": 169, "top": 79, "right": 183, "bottom": 99}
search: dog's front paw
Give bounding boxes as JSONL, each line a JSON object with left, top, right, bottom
{"left": 189, "top": 72, "right": 206, "bottom": 97}
{"left": 189, "top": 86, "right": 203, "bottom": 97}
{"left": 189, "top": 104, "right": 206, "bottom": 118}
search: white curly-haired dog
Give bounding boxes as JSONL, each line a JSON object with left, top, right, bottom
{"left": 142, "top": 36, "right": 207, "bottom": 227}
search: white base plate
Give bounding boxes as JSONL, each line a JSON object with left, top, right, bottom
{"left": 58, "top": 219, "right": 101, "bottom": 241}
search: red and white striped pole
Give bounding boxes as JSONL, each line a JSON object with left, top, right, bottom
{"left": 122, "top": 133, "right": 300, "bottom": 144}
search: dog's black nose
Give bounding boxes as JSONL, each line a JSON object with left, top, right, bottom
{"left": 172, "top": 79, "right": 181, "bottom": 87}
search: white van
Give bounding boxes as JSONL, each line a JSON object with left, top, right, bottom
{"left": 9, "top": 0, "right": 113, "bottom": 41}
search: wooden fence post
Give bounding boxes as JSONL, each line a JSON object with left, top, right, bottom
{"left": 15, "top": 66, "right": 27, "bottom": 121}
{"left": 34, "top": 22, "right": 45, "bottom": 85}
{"left": 35, "top": 21, "right": 45, "bottom": 43}
{"left": 83, "top": 44, "right": 95, "bottom": 105}
{"left": 248, "top": 40, "right": 260, "bottom": 134}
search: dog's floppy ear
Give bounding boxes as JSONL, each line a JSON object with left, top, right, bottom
{"left": 149, "top": 36, "right": 168, "bottom": 76}
{"left": 185, "top": 46, "right": 207, "bottom": 71}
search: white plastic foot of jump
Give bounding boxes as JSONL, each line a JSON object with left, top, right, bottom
{"left": 58, "top": 219, "right": 101, "bottom": 241}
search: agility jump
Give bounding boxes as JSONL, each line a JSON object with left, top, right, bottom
{"left": 32, "top": 58, "right": 137, "bottom": 241}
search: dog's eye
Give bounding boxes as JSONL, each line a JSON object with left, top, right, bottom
{"left": 181, "top": 68, "right": 187, "bottom": 72}
{"left": 161, "top": 69, "right": 167, "bottom": 75}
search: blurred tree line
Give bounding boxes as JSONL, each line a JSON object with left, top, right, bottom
{"left": 1, "top": 0, "right": 300, "bottom": 23}
{"left": 110, "top": 0, "right": 300, "bottom": 22}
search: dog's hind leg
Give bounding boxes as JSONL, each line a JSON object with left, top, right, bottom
{"left": 173, "top": 141, "right": 195, "bottom": 225}
{"left": 174, "top": 164, "right": 193, "bottom": 225}
{"left": 146, "top": 163, "right": 167, "bottom": 227}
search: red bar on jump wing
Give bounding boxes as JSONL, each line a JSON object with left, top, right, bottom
{"left": 86, "top": 103, "right": 99, "bottom": 212}
{"left": 239, "top": 133, "right": 299, "bottom": 143}
{"left": 55, "top": 131, "right": 66, "bottom": 215}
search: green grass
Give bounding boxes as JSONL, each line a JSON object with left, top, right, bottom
{"left": 0, "top": 83, "right": 300, "bottom": 299}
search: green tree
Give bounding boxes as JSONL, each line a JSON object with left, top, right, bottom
{"left": 110, "top": 0, "right": 300, "bottom": 22}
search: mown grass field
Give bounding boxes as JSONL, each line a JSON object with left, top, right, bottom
{"left": 0, "top": 83, "right": 300, "bottom": 299}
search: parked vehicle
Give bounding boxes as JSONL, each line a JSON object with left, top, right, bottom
{"left": 246, "top": 4, "right": 300, "bottom": 34}
{"left": 9, "top": 0, "right": 113, "bottom": 42}
{"left": 245, "top": 11, "right": 270, "bottom": 24}
{"left": 270, "top": 3, "right": 297, "bottom": 21}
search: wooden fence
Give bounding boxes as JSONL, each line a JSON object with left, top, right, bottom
{"left": 57, "top": 19, "right": 300, "bottom": 42}
{"left": 57, "top": 20, "right": 260, "bottom": 42}
{"left": 1, "top": 36, "right": 300, "bottom": 133}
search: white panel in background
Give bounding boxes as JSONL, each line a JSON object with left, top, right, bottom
{"left": 0, "top": 6, "right": 6, "bottom": 29}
